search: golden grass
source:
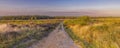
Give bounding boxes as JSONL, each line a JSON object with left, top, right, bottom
{"left": 64, "top": 17, "right": 120, "bottom": 48}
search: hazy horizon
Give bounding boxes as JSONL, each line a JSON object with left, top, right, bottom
{"left": 0, "top": 0, "right": 120, "bottom": 16}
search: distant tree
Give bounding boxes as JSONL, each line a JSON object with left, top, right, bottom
{"left": 78, "top": 16, "right": 91, "bottom": 22}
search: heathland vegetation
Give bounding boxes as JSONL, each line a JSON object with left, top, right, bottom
{"left": 64, "top": 16, "right": 120, "bottom": 48}
{"left": 0, "top": 15, "right": 120, "bottom": 48}
{"left": 0, "top": 16, "right": 62, "bottom": 48}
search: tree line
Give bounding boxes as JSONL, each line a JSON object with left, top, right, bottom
{"left": 0, "top": 15, "right": 76, "bottom": 20}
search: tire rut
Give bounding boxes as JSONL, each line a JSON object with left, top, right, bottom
{"left": 29, "top": 23, "right": 79, "bottom": 48}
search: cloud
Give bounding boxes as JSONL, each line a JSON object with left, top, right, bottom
{"left": 0, "top": 9, "right": 120, "bottom": 16}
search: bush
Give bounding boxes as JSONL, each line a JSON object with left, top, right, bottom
{"left": 78, "top": 16, "right": 91, "bottom": 22}
{"left": 64, "top": 16, "right": 91, "bottom": 26}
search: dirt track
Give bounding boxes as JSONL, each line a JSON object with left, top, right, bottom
{"left": 29, "top": 23, "right": 78, "bottom": 48}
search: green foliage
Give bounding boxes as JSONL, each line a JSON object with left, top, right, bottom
{"left": 0, "top": 15, "right": 76, "bottom": 20}
{"left": 64, "top": 16, "right": 91, "bottom": 25}
{"left": 78, "top": 16, "right": 91, "bottom": 22}
{"left": 0, "top": 15, "right": 52, "bottom": 20}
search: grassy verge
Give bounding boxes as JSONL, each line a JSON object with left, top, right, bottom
{"left": 64, "top": 16, "right": 120, "bottom": 48}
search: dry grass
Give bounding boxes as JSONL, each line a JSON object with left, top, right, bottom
{"left": 64, "top": 17, "right": 120, "bottom": 48}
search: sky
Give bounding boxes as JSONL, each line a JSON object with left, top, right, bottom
{"left": 0, "top": 0, "right": 120, "bottom": 16}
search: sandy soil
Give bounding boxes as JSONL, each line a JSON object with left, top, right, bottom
{"left": 29, "top": 23, "right": 79, "bottom": 48}
{"left": 0, "top": 24, "right": 20, "bottom": 33}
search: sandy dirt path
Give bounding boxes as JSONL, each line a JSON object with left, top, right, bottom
{"left": 29, "top": 23, "right": 79, "bottom": 48}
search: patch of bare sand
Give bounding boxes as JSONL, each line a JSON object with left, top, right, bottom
{"left": 0, "top": 24, "right": 20, "bottom": 33}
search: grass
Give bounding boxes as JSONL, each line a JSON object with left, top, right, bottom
{"left": 0, "top": 20, "right": 61, "bottom": 48}
{"left": 64, "top": 16, "right": 120, "bottom": 48}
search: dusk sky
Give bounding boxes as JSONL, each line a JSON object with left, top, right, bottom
{"left": 0, "top": 0, "right": 120, "bottom": 16}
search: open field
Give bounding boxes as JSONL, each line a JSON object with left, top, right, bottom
{"left": 64, "top": 16, "right": 120, "bottom": 48}
{"left": 0, "top": 20, "right": 61, "bottom": 48}
{"left": 0, "top": 16, "right": 120, "bottom": 48}
{"left": 1, "top": 0, "right": 120, "bottom": 48}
